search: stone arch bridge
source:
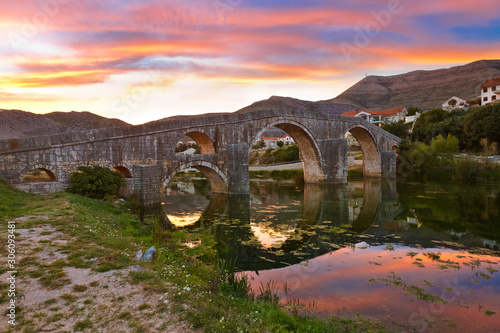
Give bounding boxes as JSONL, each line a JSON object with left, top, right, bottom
{"left": 0, "top": 109, "right": 400, "bottom": 205}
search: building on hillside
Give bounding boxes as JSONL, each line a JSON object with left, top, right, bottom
{"left": 442, "top": 96, "right": 467, "bottom": 111}
{"left": 259, "top": 136, "right": 279, "bottom": 148}
{"left": 405, "top": 112, "right": 420, "bottom": 124}
{"left": 341, "top": 107, "right": 407, "bottom": 127}
{"left": 280, "top": 134, "right": 294, "bottom": 144}
{"left": 480, "top": 77, "right": 500, "bottom": 105}
{"left": 258, "top": 135, "right": 295, "bottom": 148}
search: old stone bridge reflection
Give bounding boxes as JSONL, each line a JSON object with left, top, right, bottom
{"left": 157, "top": 179, "right": 403, "bottom": 271}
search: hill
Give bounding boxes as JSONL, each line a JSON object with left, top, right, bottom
{"left": 0, "top": 110, "right": 131, "bottom": 140}
{"left": 326, "top": 59, "right": 500, "bottom": 111}
{"left": 236, "top": 95, "right": 355, "bottom": 116}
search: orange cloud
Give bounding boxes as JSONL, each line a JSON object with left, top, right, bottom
{"left": 0, "top": 70, "right": 115, "bottom": 88}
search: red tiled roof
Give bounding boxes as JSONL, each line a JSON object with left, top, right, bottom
{"left": 341, "top": 110, "right": 371, "bottom": 117}
{"left": 342, "top": 107, "right": 405, "bottom": 117}
{"left": 260, "top": 137, "right": 279, "bottom": 140}
{"left": 480, "top": 77, "right": 500, "bottom": 89}
{"left": 371, "top": 107, "right": 405, "bottom": 115}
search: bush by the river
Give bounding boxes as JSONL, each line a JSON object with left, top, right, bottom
{"left": 68, "top": 166, "right": 125, "bottom": 199}
{"left": 398, "top": 135, "right": 500, "bottom": 183}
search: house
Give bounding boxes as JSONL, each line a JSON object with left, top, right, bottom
{"left": 480, "top": 77, "right": 500, "bottom": 105}
{"left": 258, "top": 134, "right": 295, "bottom": 148}
{"left": 259, "top": 136, "right": 280, "bottom": 148}
{"left": 442, "top": 96, "right": 467, "bottom": 110}
{"left": 405, "top": 112, "right": 420, "bottom": 124}
{"left": 341, "top": 107, "right": 407, "bottom": 127}
{"left": 280, "top": 134, "right": 294, "bottom": 144}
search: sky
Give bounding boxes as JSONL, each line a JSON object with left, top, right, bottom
{"left": 1, "top": 0, "right": 499, "bottom": 125}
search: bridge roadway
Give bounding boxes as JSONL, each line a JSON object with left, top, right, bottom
{"left": 0, "top": 108, "right": 401, "bottom": 205}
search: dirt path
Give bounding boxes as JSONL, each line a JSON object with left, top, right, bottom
{"left": 0, "top": 216, "right": 196, "bottom": 333}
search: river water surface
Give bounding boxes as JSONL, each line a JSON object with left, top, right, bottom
{"left": 162, "top": 178, "right": 500, "bottom": 332}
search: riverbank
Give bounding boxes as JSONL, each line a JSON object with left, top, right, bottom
{"left": 0, "top": 180, "right": 385, "bottom": 332}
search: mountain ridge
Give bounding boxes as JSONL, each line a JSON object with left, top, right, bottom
{"left": 325, "top": 59, "right": 500, "bottom": 110}
{"left": 0, "top": 109, "right": 131, "bottom": 140}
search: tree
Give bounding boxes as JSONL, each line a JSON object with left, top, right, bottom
{"left": 381, "top": 120, "right": 412, "bottom": 140}
{"left": 277, "top": 140, "right": 284, "bottom": 148}
{"left": 406, "top": 107, "right": 422, "bottom": 116}
{"left": 175, "top": 143, "right": 188, "bottom": 153}
{"left": 412, "top": 108, "right": 468, "bottom": 149}
{"left": 68, "top": 166, "right": 125, "bottom": 199}
{"left": 463, "top": 103, "right": 500, "bottom": 148}
{"left": 252, "top": 139, "right": 266, "bottom": 150}
{"left": 448, "top": 99, "right": 457, "bottom": 108}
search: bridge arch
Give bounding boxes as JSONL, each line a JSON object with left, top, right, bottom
{"left": 252, "top": 119, "right": 324, "bottom": 183}
{"left": 163, "top": 161, "right": 228, "bottom": 194}
{"left": 111, "top": 165, "right": 133, "bottom": 178}
{"left": 20, "top": 164, "right": 57, "bottom": 183}
{"left": 346, "top": 125, "right": 381, "bottom": 178}
{"left": 184, "top": 131, "right": 216, "bottom": 154}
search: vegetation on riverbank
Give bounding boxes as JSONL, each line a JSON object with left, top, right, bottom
{"left": 0, "top": 179, "right": 385, "bottom": 332}
{"left": 379, "top": 103, "right": 500, "bottom": 182}
{"left": 249, "top": 144, "right": 300, "bottom": 166}
{"left": 398, "top": 135, "right": 500, "bottom": 183}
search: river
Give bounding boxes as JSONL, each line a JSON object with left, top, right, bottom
{"left": 161, "top": 177, "right": 500, "bottom": 332}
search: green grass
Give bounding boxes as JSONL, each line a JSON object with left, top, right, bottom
{"left": 74, "top": 319, "right": 92, "bottom": 331}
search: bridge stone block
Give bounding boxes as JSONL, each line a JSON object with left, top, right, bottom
{"left": 133, "top": 165, "right": 162, "bottom": 206}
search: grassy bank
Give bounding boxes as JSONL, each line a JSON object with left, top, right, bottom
{"left": 0, "top": 179, "right": 385, "bottom": 332}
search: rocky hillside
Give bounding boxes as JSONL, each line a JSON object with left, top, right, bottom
{"left": 0, "top": 110, "right": 131, "bottom": 140}
{"left": 326, "top": 59, "right": 500, "bottom": 111}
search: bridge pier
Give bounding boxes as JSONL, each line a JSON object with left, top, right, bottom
{"left": 380, "top": 151, "right": 397, "bottom": 179}
{"left": 321, "top": 138, "right": 348, "bottom": 183}
{"left": 133, "top": 164, "right": 162, "bottom": 206}
{"left": 225, "top": 143, "right": 250, "bottom": 194}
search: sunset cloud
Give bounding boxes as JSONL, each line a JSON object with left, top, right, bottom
{"left": 0, "top": 0, "right": 499, "bottom": 123}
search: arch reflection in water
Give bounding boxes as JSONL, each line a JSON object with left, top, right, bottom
{"left": 163, "top": 180, "right": 393, "bottom": 271}
{"left": 162, "top": 176, "right": 228, "bottom": 228}
{"left": 161, "top": 179, "right": 395, "bottom": 269}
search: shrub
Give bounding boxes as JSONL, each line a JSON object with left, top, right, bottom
{"left": 68, "top": 166, "right": 125, "bottom": 199}
{"left": 398, "top": 135, "right": 459, "bottom": 181}
{"left": 454, "top": 158, "right": 480, "bottom": 184}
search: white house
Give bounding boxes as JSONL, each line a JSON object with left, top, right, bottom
{"left": 442, "top": 96, "right": 467, "bottom": 110}
{"left": 258, "top": 134, "right": 295, "bottom": 148}
{"left": 280, "top": 134, "right": 294, "bottom": 144}
{"left": 341, "top": 107, "right": 407, "bottom": 127}
{"left": 405, "top": 113, "right": 420, "bottom": 124}
{"left": 480, "top": 77, "right": 500, "bottom": 105}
